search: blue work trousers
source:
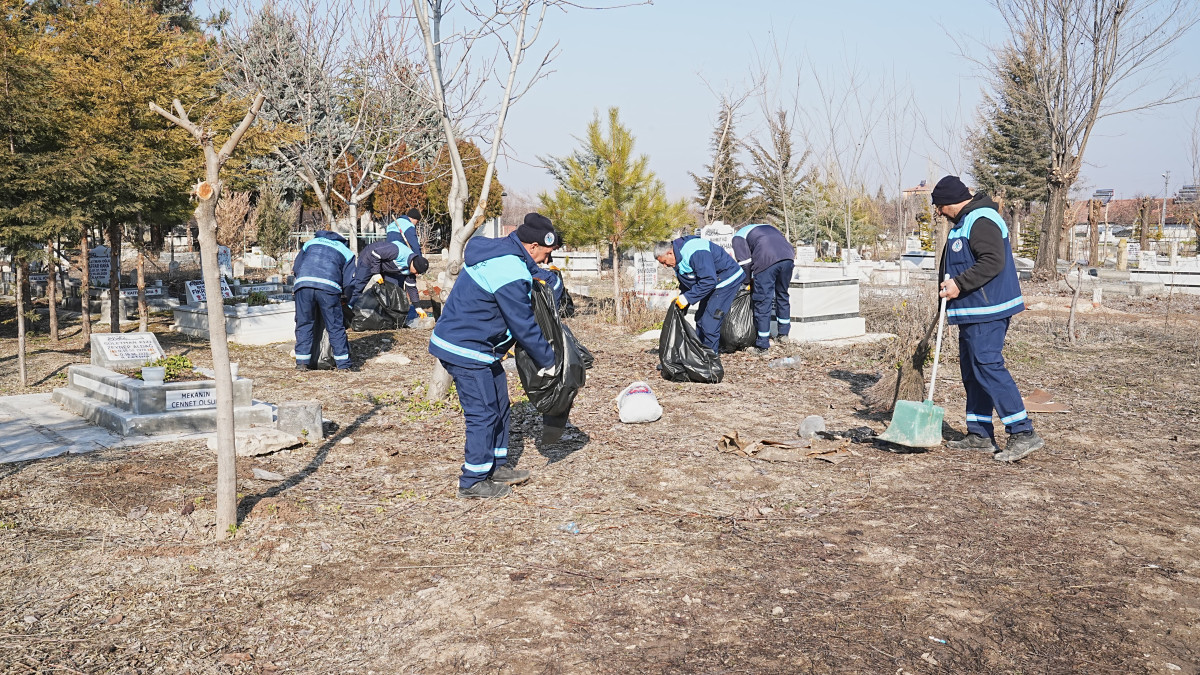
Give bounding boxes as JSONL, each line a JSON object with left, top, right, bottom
{"left": 752, "top": 259, "right": 794, "bottom": 348}
{"left": 294, "top": 287, "right": 351, "bottom": 369}
{"left": 442, "top": 360, "right": 511, "bottom": 488}
{"left": 695, "top": 281, "right": 742, "bottom": 353}
{"left": 958, "top": 318, "right": 1033, "bottom": 437}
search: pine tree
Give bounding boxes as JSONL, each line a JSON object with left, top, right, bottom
{"left": 691, "top": 105, "right": 758, "bottom": 225}
{"left": 746, "top": 109, "right": 809, "bottom": 239}
{"left": 969, "top": 45, "right": 1050, "bottom": 204}
{"left": 540, "top": 107, "right": 688, "bottom": 325}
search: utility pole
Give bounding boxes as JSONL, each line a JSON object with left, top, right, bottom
{"left": 1160, "top": 171, "right": 1170, "bottom": 237}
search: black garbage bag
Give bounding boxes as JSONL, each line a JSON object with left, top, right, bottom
{"left": 659, "top": 302, "right": 724, "bottom": 383}
{"left": 515, "top": 281, "right": 588, "bottom": 417}
{"left": 551, "top": 269, "right": 576, "bottom": 318}
{"left": 350, "top": 281, "right": 410, "bottom": 331}
{"left": 719, "top": 286, "right": 756, "bottom": 353}
{"left": 565, "top": 324, "right": 594, "bottom": 370}
{"left": 311, "top": 309, "right": 337, "bottom": 370}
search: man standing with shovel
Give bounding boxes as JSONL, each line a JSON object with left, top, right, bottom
{"left": 931, "top": 176, "right": 1043, "bottom": 462}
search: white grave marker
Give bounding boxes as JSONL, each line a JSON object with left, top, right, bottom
{"left": 796, "top": 246, "right": 817, "bottom": 266}
{"left": 88, "top": 246, "right": 111, "bottom": 286}
{"left": 699, "top": 222, "right": 737, "bottom": 258}
{"left": 90, "top": 332, "right": 166, "bottom": 370}
{"left": 1139, "top": 250, "right": 1157, "bottom": 269}
{"left": 217, "top": 246, "right": 233, "bottom": 278}
{"left": 1127, "top": 242, "right": 1141, "bottom": 266}
{"left": 185, "top": 278, "right": 234, "bottom": 304}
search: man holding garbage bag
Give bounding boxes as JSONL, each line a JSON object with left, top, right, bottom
{"left": 292, "top": 229, "right": 356, "bottom": 370}
{"left": 429, "top": 213, "right": 561, "bottom": 499}
{"left": 732, "top": 223, "right": 795, "bottom": 353}
{"left": 347, "top": 238, "right": 429, "bottom": 316}
{"left": 385, "top": 208, "right": 426, "bottom": 326}
{"left": 654, "top": 236, "right": 745, "bottom": 353}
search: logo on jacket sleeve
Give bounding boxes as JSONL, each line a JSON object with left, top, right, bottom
{"left": 951, "top": 239, "right": 964, "bottom": 252}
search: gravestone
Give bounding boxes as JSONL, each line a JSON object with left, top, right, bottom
{"left": 1127, "top": 242, "right": 1142, "bottom": 267}
{"left": 1139, "top": 250, "right": 1157, "bottom": 269}
{"left": 88, "top": 246, "right": 111, "bottom": 286}
{"left": 90, "top": 332, "right": 165, "bottom": 370}
{"left": 796, "top": 246, "right": 817, "bottom": 266}
{"left": 185, "top": 278, "right": 234, "bottom": 304}
{"left": 217, "top": 246, "right": 233, "bottom": 278}
{"left": 846, "top": 248, "right": 862, "bottom": 264}
{"left": 1116, "top": 238, "right": 1129, "bottom": 271}
{"left": 699, "top": 222, "right": 736, "bottom": 258}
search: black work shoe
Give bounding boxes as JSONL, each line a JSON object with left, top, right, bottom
{"left": 295, "top": 363, "right": 308, "bottom": 371}
{"left": 995, "top": 431, "right": 1044, "bottom": 463}
{"left": 491, "top": 465, "right": 530, "bottom": 485}
{"left": 456, "top": 479, "right": 512, "bottom": 499}
{"left": 946, "top": 433, "right": 998, "bottom": 452}
{"left": 745, "top": 346, "right": 768, "bottom": 356}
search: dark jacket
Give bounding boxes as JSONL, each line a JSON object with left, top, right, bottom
{"left": 348, "top": 240, "right": 419, "bottom": 308}
{"left": 386, "top": 216, "right": 422, "bottom": 254}
{"left": 429, "top": 232, "right": 555, "bottom": 369}
{"left": 671, "top": 235, "right": 744, "bottom": 305}
{"left": 732, "top": 223, "right": 795, "bottom": 277}
{"left": 939, "top": 194, "right": 1024, "bottom": 325}
{"left": 292, "top": 230, "right": 356, "bottom": 298}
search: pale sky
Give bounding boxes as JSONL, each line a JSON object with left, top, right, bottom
{"left": 202, "top": 0, "right": 1200, "bottom": 204}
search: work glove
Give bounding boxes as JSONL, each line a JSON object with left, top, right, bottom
{"left": 674, "top": 295, "right": 689, "bottom": 309}
{"left": 415, "top": 307, "right": 428, "bottom": 319}
{"left": 370, "top": 274, "right": 384, "bottom": 285}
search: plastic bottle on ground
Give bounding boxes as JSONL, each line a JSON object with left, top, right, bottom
{"left": 768, "top": 357, "right": 799, "bottom": 369}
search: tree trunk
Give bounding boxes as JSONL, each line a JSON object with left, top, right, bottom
{"left": 1011, "top": 206, "right": 1022, "bottom": 254}
{"left": 80, "top": 228, "right": 91, "bottom": 341}
{"left": 107, "top": 221, "right": 122, "bottom": 332}
{"left": 137, "top": 247, "right": 148, "bottom": 332}
{"left": 16, "top": 261, "right": 27, "bottom": 387}
{"left": 1088, "top": 200, "right": 1101, "bottom": 265}
{"left": 1033, "top": 184, "right": 1070, "bottom": 278}
{"left": 197, "top": 187, "right": 239, "bottom": 538}
{"left": 47, "top": 238, "right": 58, "bottom": 342}
{"left": 1138, "top": 197, "right": 1151, "bottom": 252}
{"left": 611, "top": 241, "right": 624, "bottom": 326}
{"left": 348, "top": 199, "right": 360, "bottom": 254}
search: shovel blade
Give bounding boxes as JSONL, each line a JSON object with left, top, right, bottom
{"left": 877, "top": 399, "right": 945, "bottom": 448}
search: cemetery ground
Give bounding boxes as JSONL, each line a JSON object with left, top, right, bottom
{"left": 2, "top": 285, "right": 1200, "bottom": 674}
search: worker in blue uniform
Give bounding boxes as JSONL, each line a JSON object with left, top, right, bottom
{"left": 429, "top": 213, "right": 561, "bottom": 499}
{"left": 654, "top": 235, "right": 745, "bottom": 353}
{"left": 292, "top": 229, "right": 356, "bottom": 370}
{"left": 931, "top": 175, "right": 1044, "bottom": 462}
{"left": 732, "top": 223, "right": 796, "bottom": 352}
{"left": 347, "top": 238, "right": 429, "bottom": 316}
{"left": 385, "top": 208, "right": 425, "bottom": 326}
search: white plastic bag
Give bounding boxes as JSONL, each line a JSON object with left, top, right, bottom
{"left": 616, "top": 381, "right": 663, "bottom": 424}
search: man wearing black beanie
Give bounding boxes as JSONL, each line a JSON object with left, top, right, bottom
{"left": 931, "top": 175, "right": 1043, "bottom": 462}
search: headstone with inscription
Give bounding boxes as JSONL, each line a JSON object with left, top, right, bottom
{"left": 90, "top": 332, "right": 165, "bottom": 370}
{"left": 217, "top": 245, "right": 233, "bottom": 278}
{"left": 88, "top": 246, "right": 111, "bottom": 286}
{"left": 796, "top": 246, "right": 817, "bottom": 266}
{"left": 1139, "top": 250, "right": 1157, "bottom": 269}
{"left": 699, "top": 222, "right": 737, "bottom": 258}
{"left": 1127, "top": 242, "right": 1142, "bottom": 267}
{"left": 185, "top": 278, "right": 234, "bottom": 304}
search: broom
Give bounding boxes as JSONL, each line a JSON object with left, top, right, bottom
{"left": 863, "top": 305, "right": 940, "bottom": 413}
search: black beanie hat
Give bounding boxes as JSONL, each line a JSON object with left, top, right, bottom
{"left": 516, "top": 212, "right": 560, "bottom": 247}
{"left": 930, "top": 176, "right": 972, "bottom": 206}
{"left": 409, "top": 255, "right": 429, "bottom": 274}
{"left": 405, "top": 207, "right": 422, "bottom": 222}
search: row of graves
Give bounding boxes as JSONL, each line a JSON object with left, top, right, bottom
{"left": 0, "top": 243, "right": 303, "bottom": 341}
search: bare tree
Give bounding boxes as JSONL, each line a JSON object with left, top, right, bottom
{"left": 991, "top": 0, "right": 1200, "bottom": 278}
{"left": 150, "top": 93, "right": 266, "bottom": 540}
{"left": 412, "top": 0, "right": 562, "bottom": 400}
{"left": 876, "top": 77, "right": 919, "bottom": 257}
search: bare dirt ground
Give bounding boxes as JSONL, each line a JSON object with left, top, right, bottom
{"left": 2, "top": 281, "right": 1200, "bottom": 674}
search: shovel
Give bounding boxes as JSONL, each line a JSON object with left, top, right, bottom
{"left": 876, "top": 275, "right": 949, "bottom": 448}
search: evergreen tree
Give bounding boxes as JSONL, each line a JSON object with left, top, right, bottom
{"left": 691, "top": 106, "right": 758, "bottom": 225}
{"left": 540, "top": 107, "right": 688, "bottom": 325}
{"left": 745, "top": 109, "right": 809, "bottom": 238}
{"left": 969, "top": 46, "right": 1051, "bottom": 207}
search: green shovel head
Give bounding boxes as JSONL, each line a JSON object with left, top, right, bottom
{"left": 876, "top": 399, "right": 945, "bottom": 448}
